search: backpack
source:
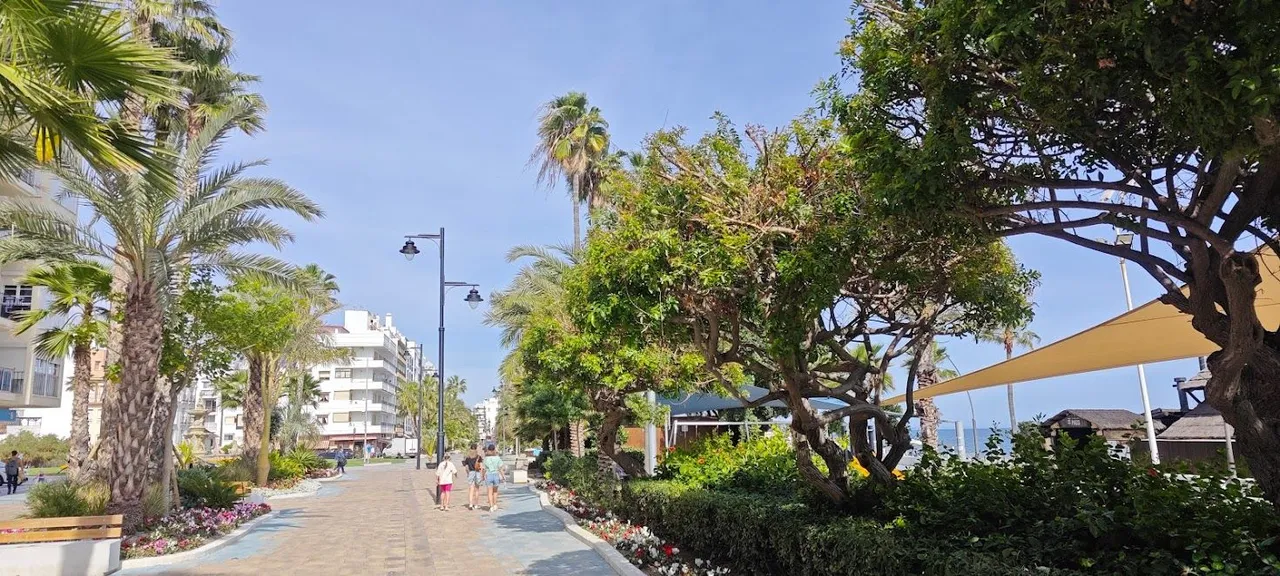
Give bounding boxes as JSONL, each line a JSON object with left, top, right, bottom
{"left": 472, "top": 457, "right": 484, "bottom": 472}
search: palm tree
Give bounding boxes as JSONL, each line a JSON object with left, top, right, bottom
{"left": 395, "top": 377, "right": 426, "bottom": 440}
{"left": 213, "top": 369, "right": 245, "bottom": 451}
{"left": 977, "top": 325, "right": 1040, "bottom": 431}
{"left": 11, "top": 262, "right": 111, "bottom": 478}
{"left": 529, "top": 92, "right": 610, "bottom": 248}
{"left": 0, "top": 0, "right": 179, "bottom": 178}
{"left": 0, "top": 103, "right": 321, "bottom": 529}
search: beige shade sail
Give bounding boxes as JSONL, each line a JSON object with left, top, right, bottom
{"left": 881, "top": 249, "right": 1280, "bottom": 405}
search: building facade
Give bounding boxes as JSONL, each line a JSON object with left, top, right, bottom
{"left": 0, "top": 170, "right": 77, "bottom": 413}
{"left": 311, "top": 310, "right": 422, "bottom": 452}
{"left": 473, "top": 397, "right": 500, "bottom": 441}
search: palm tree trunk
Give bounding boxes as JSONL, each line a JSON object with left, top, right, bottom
{"left": 243, "top": 355, "right": 266, "bottom": 480}
{"left": 915, "top": 336, "right": 941, "bottom": 451}
{"left": 1004, "top": 338, "right": 1016, "bottom": 432}
{"left": 66, "top": 344, "right": 92, "bottom": 479}
{"left": 572, "top": 198, "right": 581, "bottom": 249}
{"left": 159, "top": 383, "right": 181, "bottom": 513}
{"left": 108, "top": 284, "right": 165, "bottom": 531}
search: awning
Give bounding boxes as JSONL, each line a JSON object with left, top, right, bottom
{"left": 661, "top": 384, "right": 846, "bottom": 415}
{"left": 882, "top": 248, "right": 1280, "bottom": 405}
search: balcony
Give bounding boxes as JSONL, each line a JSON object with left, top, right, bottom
{"left": 318, "top": 400, "right": 397, "bottom": 415}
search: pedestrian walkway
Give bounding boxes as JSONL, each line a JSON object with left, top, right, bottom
{"left": 119, "top": 460, "right": 613, "bottom": 575}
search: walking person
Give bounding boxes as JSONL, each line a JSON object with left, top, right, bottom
{"left": 483, "top": 445, "right": 506, "bottom": 512}
{"left": 463, "top": 443, "right": 482, "bottom": 510}
{"left": 4, "top": 451, "right": 20, "bottom": 495}
{"left": 335, "top": 448, "right": 347, "bottom": 474}
{"left": 436, "top": 455, "right": 458, "bottom": 511}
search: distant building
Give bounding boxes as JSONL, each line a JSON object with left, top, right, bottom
{"left": 473, "top": 397, "right": 500, "bottom": 440}
{"left": 1042, "top": 409, "right": 1146, "bottom": 456}
{"left": 0, "top": 170, "right": 77, "bottom": 412}
{"left": 1129, "top": 368, "right": 1240, "bottom": 467}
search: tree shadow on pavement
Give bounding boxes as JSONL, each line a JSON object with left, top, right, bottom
{"left": 492, "top": 509, "right": 567, "bottom": 534}
{"left": 523, "top": 549, "right": 618, "bottom": 576}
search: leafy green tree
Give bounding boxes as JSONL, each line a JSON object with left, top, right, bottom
{"left": 0, "top": 0, "right": 179, "bottom": 177}
{"left": 574, "top": 115, "right": 1034, "bottom": 502}
{"left": 530, "top": 92, "right": 611, "bottom": 248}
{"left": 842, "top": 0, "right": 1280, "bottom": 506}
{"left": 0, "top": 431, "right": 68, "bottom": 468}
{"left": 11, "top": 262, "right": 110, "bottom": 478}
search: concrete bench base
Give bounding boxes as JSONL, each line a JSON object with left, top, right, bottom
{"left": 0, "top": 538, "right": 121, "bottom": 576}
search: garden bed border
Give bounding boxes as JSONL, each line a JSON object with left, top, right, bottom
{"left": 529, "top": 485, "right": 645, "bottom": 576}
{"left": 118, "top": 510, "right": 278, "bottom": 570}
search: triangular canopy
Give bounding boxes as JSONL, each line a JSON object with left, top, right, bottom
{"left": 882, "top": 249, "right": 1280, "bottom": 405}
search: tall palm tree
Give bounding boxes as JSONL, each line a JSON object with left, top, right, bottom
{"left": 11, "top": 262, "right": 111, "bottom": 478}
{"left": 395, "top": 377, "right": 426, "bottom": 440}
{"left": 977, "top": 325, "right": 1040, "bottom": 431}
{"left": 0, "top": 104, "right": 321, "bottom": 529}
{"left": 0, "top": 0, "right": 179, "bottom": 177}
{"left": 529, "top": 92, "right": 610, "bottom": 248}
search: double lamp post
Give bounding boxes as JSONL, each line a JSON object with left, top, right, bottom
{"left": 400, "top": 228, "right": 482, "bottom": 499}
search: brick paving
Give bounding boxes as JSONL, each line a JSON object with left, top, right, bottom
{"left": 120, "top": 460, "right": 613, "bottom": 576}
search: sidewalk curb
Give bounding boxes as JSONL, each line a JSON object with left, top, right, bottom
{"left": 529, "top": 486, "right": 645, "bottom": 576}
{"left": 119, "top": 510, "right": 278, "bottom": 570}
{"left": 317, "top": 472, "right": 345, "bottom": 483}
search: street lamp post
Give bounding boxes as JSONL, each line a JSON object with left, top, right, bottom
{"left": 1113, "top": 231, "right": 1161, "bottom": 464}
{"left": 400, "top": 228, "right": 483, "bottom": 502}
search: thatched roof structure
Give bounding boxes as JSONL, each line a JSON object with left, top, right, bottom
{"left": 1043, "top": 409, "right": 1143, "bottom": 432}
{"left": 1157, "top": 403, "right": 1227, "bottom": 440}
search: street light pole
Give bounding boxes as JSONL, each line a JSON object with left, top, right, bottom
{"left": 399, "top": 230, "right": 483, "bottom": 503}
{"left": 1115, "top": 233, "right": 1161, "bottom": 464}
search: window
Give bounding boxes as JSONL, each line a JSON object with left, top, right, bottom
{"left": 332, "top": 412, "right": 350, "bottom": 423}
{"left": 317, "top": 415, "right": 328, "bottom": 425}
{"left": 334, "top": 368, "right": 352, "bottom": 379}
{"left": 0, "top": 368, "right": 12, "bottom": 393}
{"left": 223, "top": 434, "right": 234, "bottom": 441}
{"left": 32, "top": 358, "right": 59, "bottom": 397}
{"left": 1, "top": 285, "right": 33, "bottom": 320}
{"left": 203, "top": 398, "right": 217, "bottom": 411}
{"left": 332, "top": 391, "right": 349, "bottom": 401}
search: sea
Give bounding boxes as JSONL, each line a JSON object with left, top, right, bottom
{"left": 932, "top": 427, "right": 1012, "bottom": 455}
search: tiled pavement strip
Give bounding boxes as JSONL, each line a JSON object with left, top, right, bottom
{"left": 118, "top": 458, "right": 614, "bottom": 576}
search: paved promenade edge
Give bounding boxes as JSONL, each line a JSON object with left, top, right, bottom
{"left": 529, "top": 485, "right": 646, "bottom": 576}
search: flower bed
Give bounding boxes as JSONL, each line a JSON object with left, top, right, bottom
{"left": 121, "top": 502, "right": 271, "bottom": 559}
{"left": 540, "top": 481, "right": 728, "bottom": 576}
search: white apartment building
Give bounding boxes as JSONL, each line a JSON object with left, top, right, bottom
{"left": 1, "top": 169, "right": 78, "bottom": 427}
{"left": 473, "top": 397, "right": 500, "bottom": 440}
{"left": 311, "top": 310, "right": 423, "bottom": 452}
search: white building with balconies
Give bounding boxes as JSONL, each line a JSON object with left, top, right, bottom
{"left": 311, "top": 310, "right": 422, "bottom": 452}
{"left": 1, "top": 169, "right": 78, "bottom": 417}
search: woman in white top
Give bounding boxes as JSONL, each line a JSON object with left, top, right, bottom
{"left": 435, "top": 457, "right": 458, "bottom": 511}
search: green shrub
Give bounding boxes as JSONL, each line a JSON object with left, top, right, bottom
{"left": 177, "top": 467, "right": 241, "bottom": 509}
{"left": 142, "top": 483, "right": 168, "bottom": 520}
{"left": 283, "top": 449, "right": 330, "bottom": 472}
{"left": 216, "top": 455, "right": 256, "bottom": 483}
{"left": 268, "top": 451, "right": 304, "bottom": 481}
{"left": 26, "top": 481, "right": 108, "bottom": 518}
{"left": 657, "top": 433, "right": 800, "bottom": 493}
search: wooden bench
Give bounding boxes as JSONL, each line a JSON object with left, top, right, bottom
{"left": 0, "top": 514, "right": 122, "bottom": 544}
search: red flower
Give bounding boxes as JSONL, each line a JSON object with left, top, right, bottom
{"left": 1147, "top": 467, "right": 1159, "bottom": 477}
{"left": 636, "top": 548, "right": 645, "bottom": 557}
{"left": 663, "top": 544, "right": 675, "bottom": 557}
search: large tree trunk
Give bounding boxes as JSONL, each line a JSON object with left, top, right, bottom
{"left": 146, "top": 379, "right": 178, "bottom": 485}
{"left": 596, "top": 402, "right": 643, "bottom": 478}
{"left": 66, "top": 344, "right": 92, "bottom": 479}
{"left": 107, "top": 284, "right": 164, "bottom": 531}
{"left": 1212, "top": 367, "right": 1280, "bottom": 509}
{"left": 242, "top": 355, "right": 266, "bottom": 482}
{"left": 782, "top": 379, "right": 852, "bottom": 506}
{"left": 158, "top": 382, "right": 183, "bottom": 513}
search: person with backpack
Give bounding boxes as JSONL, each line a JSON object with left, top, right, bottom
{"left": 463, "top": 443, "right": 483, "bottom": 510}
{"left": 335, "top": 448, "right": 347, "bottom": 474}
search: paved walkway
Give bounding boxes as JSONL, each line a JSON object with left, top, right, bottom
{"left": 119, "top": 460, "right": 612, "bottom": 576}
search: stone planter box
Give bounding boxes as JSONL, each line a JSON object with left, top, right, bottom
{"left": 1, "top": 538, "right": 121, "bottom": 575}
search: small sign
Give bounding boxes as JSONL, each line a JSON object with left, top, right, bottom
{"left": 0, "top": 409, "right": 15, "bottom": 423}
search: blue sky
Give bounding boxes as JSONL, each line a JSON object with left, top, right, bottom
{"left": 215, "top": 1, "right": 1201, "bottom": 422}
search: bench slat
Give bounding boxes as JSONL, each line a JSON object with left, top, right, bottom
{"left": 0, "top": 515, "right": 122, "bottom": 530}
{"left": 0, "top": 527, "right": 121, "bottom": 544}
